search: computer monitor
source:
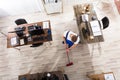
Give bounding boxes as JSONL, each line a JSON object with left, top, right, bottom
{"left": 28, "top": 25, "right": 44, "bottom": 36}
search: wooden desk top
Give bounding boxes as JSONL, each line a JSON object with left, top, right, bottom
{"left": 18, "top": 71, "right": 64, "bottom": 80}
{"left": 88, "top": 72, "right": 115, "bottom": 80}
{"left": 7, "top": 20, "right": 52, "bottom": 48}
{"left": 74, "top": 4, "right": 104, "bottom": 44}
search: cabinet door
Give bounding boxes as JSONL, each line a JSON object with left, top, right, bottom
{"left": 42, "top": 0, "right": 63, "bottom": 14}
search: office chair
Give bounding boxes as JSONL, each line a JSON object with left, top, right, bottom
{"left": 15, "top": 18, "right": 27, "bottom": 25}
{"left": 101, "top": 16, "right": 109, "bottom": 29}
{"left": 14, "top": 18, "right": 27, "bottom": 38}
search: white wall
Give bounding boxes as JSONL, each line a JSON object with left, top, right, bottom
{"left": 0, "top": 0, "right": 43, "bottom": 17}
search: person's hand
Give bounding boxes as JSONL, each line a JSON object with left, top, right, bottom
{"left": 64, "top": 43, "right": 68, "bottom": 48}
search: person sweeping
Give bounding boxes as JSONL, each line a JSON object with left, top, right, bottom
{"left": 62, "top": 30, "right": 80, "bottom": 66}
{"left": 63, "top": 30, "right": 80, "bottom": 51}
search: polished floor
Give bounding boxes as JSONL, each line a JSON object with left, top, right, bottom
{"left": 0, "top": 0, "right": 120, "bottom": 80}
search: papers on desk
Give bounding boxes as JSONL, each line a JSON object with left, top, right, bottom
{"left": 90, "top": 20, "right": 102, "bottom": 36}
{"left": 20, "top": 39, "right": 24, "bottom": 45}
{"left": 43, "top": 21, "right": 49, "bottom": 29}
{"left": 104, "top": 73, "right": 115, "bottom": 80}
{"left": 10, "top": 37, "right": 19, "bottom": 46}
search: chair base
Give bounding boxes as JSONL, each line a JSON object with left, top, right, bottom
{"left": 30, "top": 43, "right": 43, "bottom": 47}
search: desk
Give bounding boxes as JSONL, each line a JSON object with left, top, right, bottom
{"left": 73, "top": 4, "right": 104, "bottom": 44}
{"left": 18, "top": 71, "right": 64, "bottom": 80}
{"left": 88, "top": 72, "right": 116, "bottom": 80}
{"left": 7, "top": 20, "right": 52, "bottom": 48}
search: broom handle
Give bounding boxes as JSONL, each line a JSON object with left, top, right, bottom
{"left": 66, "top": 45, "right": 71, "bottom": 63}
{"left": 66, "top": 50, "right": 70, "bottom": 63}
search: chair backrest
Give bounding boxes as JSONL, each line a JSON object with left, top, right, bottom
{"left": 101, "top": 16, "right": 109, "bottom": 29}
{"left": 14, "top": 18, "right": 27, "bottom": 37}
{"left": 15, "top": 18, "right": 27, "bottom": 25}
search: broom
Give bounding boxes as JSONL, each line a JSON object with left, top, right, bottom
{"left": 66, "top": 46, "right": 73, "bottom": 66}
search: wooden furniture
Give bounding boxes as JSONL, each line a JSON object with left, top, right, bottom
{"left": 73, "top": 4, "right": 104, "bottom": 44}
{"left": 88, "top": 72, "right": 116, "bottom": 80}
{"left": 18, "top": 71, "right": 64, "bottom": 80}
{"left": 7, "top": 20, "right": 52, "bottom": 48}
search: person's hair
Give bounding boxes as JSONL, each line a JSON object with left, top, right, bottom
{"left": 71, "top": 35, "right": 77, "bottom": 42}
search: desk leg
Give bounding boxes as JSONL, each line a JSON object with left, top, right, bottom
{"left": 0, "top": 32, "right": 7, "bottom": 37}
{"left": 13, "top": 47, "right": 21, "bottom": 53}
{"left": 98, "top": 40, "right": 101, "bottom": 55}
{"left": 49, "top": 41, "right": 52, "bottom": 45}
{"left": 45, "top": 41, "right": 52, "bottom": 48}
{"left": 14, "top": 47, "right": 20, "bottom": 50}
{"left": 90, "top": 38, "right": 101, "bottom": 56}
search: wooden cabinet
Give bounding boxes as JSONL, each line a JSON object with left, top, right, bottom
{"left": 88, "top": 72, "right": 116, "bottom": 80}
{"left": 42, "top": 0, "right": 63, "bottom": 14}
